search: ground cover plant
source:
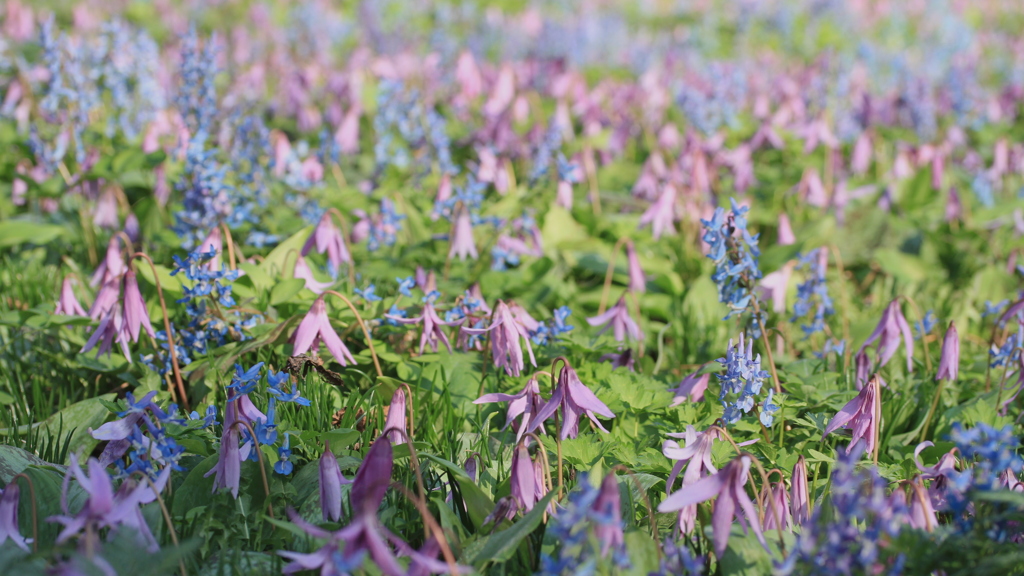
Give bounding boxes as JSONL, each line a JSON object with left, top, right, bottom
{"left": 5, "top": 0, "right": 1024, "bottom": 574}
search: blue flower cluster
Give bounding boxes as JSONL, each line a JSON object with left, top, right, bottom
{"left": 538, "top": 474, "right": 630, "bottom": 575}
{"left": 701, "top": 198, "right": 763, "bottom": 319}
{"left": 530, "top": 306, "right": 575, "bottom": 346}
{"left": 173, "top": 132, "right": 234, "bottom": 248}
{"left": 109, "top": 392, "right": 191, "bottom": 482}
{"left": 778, "top": 444, "right": 908, "bottom": 576}
{"left": 945, "top": 423, "right": 1023, "bottom": 522}
{"left": 229, "top": 363, "right": 310, "bottom": 475}
{"left": 372, "top": 79, "right": 453, "bottom": 176}
{"left": 366, "top": 198, "right": 405, "bottom": 252}
{"left": 175, "top": 26, "right": 219, "bottom": 135}
{"left": 228, "top": 113, "right": 271, "bottom": 228}
{"left": 716, "top": 333, "right": 773, "bottom": 425}
{"left": 100, "top": 21, "right": 164, "bottom": 141}
{"left": 792, "top": 248, "right": 834, "bottom": 338}
{"left": 989, "top": 323, "right": 1023, "bottom": 368}
{"left": 649, "top": 539, "right": 704, "bottom": 576}
{"left": 529, "top": 122, "right": 563, "bottom": 184}
{"left": 914, "top": 310, "right": 938, "bottom": 340}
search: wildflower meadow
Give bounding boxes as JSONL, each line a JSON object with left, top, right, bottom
{"left": 5, "top": 1, "right": 1024, "bottom": 575}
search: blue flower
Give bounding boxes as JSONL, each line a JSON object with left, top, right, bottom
{"left": 227, "top": 362, "right": 264, "bottom": 397}
{"left": 396, "top": 276, "right": 415, "bottom": 297}
{"left": 274, "top": 433, "right": 293, "bottom": 475}
{"left": 355, "top": 284, "right": 382, "bottom": 302}
{"left": 268, "top": 370, "right": 311, "bottom": 406}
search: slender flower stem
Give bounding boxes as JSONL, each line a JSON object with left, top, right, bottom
{"left": 597, "top": 238, "right": 630, "bottom": 315}
{"left": 387, "top": 429, "right": 429, "bottom": 538}
{"left": 390, "top": 482, "right": 461, "bottom": 576}
{"left": 750, "top": 299, "right": 783, "bottom": 394}
{"left": 233, "top": 420, "right": 274, "bottom": 519}
{"left": 397, "top": 382, "right": 416, "bottom": 441}
{"left": 523, "top": 432, "right": 554, "bottom": 495}
{"left": 994, "top": 347, "right": 1024, "bottom": 411}
{"left": 828, "top": 245, "right": 853, "bottom": 371}
{"left": 550, "top": 357, "right": 569, "bottom": 499}
{"left": 919, "top": 379, "right": 946, "bottom": 443}
{"left": 220, "top": 222, "right": 237, "bottom": 270}
{"left": 113, "top": 230, "right": 135, "bottom": 254}
{"left": 326, "top": 207, "right": 357, "bottom": 286}
{"left": 746, "top": 456, "right": 788, "bottom": 556}
{"left": 873, "top": 376, "right": 882, "bottom": 465}
{"left": 138, "top": 473, "right": 187, "bottom": 576}
{"left": 131, "top": 252, "right": 189, "bottom": 412}
{"left": 324, "top": 290, "right": 383, "bottom": 378}
{"left": 10, "top": 473, "right": 37, "bottom": 553}
{"left": 610, "top": 464, "right": 661, "bottom": 549}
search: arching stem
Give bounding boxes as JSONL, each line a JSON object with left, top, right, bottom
{"left": 390, "top": 482, "right": 461, "bottom": 576}
{"left": 324, "top": 290, "right": 383, "bottom": 378}
{"left": 326, "top": 207, "right": 357, "bottom": 286}
{"left": 598, "top": 238, "right": 630, "bottom": 315}
{"left": 219, "top": 222, "right": 237, "bottom": 270}
{"left": 138, "top": 473, "right": 187, "bottom": 576}
{"left": 131, "top": 252, "right": 189, "bottom": 412}
{"left": 234, "top": 420, "right": 274, "bottom": 519}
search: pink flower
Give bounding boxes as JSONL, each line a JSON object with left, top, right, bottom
{"left": 448, "top": 207, "right": 478, "bottom": 261}
{"left": 302, "top": 213, "right": 352, "bottom": 277}
{"left": 638, "top": 184, "right": 677, "bottom": 239}
{"left": 383, "top": 389, "right": 407, "bottom": 445}
{"left": 759, "top": 263, "right": 793, "bottom": 314}
{"left": 474, "top": 375, "right": 546, "bottom": 441}
{"left": 455, "top": 51, "right": 482, "bottom": 102}
{"left": 320, "top": 444, "right": 353, "bottom": 522}
{"left": 0, "top": 484, "right": 29, "bottom": 551}
{"left": 293, "top": 255, "right": 334, "bottom": 295}
{"left": 509, "top": 443, "right": 540, "bottom": 515}
{"left": 625, "top": 242, "right": 646, "bottom": 294}
{"left": 335, "top": 106, "right": 361, "bottom": 155}
{"left": 858, "top": 298, "right": 914, "bottom": 373}
{"left": 461, "top": 301, "right": 536, "bottom": 377}
{"left": 777, "top": 213, "right": 796, "bottom": 245}
{"left": 291, "top": 296, "right": 356, "bottom": 366}
{"left": 81, "top": 307, "right": 131, "bottom": 361}
{"left": 823, "top": 375, "right": 881, "bottom": 456}
{"left": 527, "top": 360, "right": 614, "bottom": 440}
{"left": 761, "top": 478, "right": 791, "bottom": 531}
{"left": 658, "top": 455, "right": 768, "bottom": 557}
{"left": 484, "top": 66, "right": 515, "bottom": 117}
{"left": 790, "top": 456, "right": 810, "bottom": 525}
{"left": 851, "top": 132, "right": 872, "bottom": 175}
{"left": 556, "top": 180, "right": 573, "bottom": 209}
{"left": 936, "top": 321, "right": 959, "bottom": 381}
{"left": 387, "top": 300, "right": 460, "bottom": 354}
{"left": 587, "top": 296, "right": 642, "bottom": 343}
{"left": 56, "top": 276, "right": 87, "bottom": 316}
{"left": 122, "top": 270, "right": 155, "bottom": 343}
{"left": 669, "top": 371, "right": 709, "bottom": 406}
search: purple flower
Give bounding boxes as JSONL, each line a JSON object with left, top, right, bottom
{"left": 858, "top": 298, "right": 914, "bottom": 373}
{"left": 386, "top": 300, "right": 460, "bottom": 354}
{"left": 80, "top": 306, "right": 131, "bottom": 361}
{"left": 294, "top": 254, "right": 334, "bottom": 295}
{"left": 205, "top": 398, "right": 242, "bottom": 498}
{"left": 383, "top": 389, "right": 407, "bottom": 445}
{"left": 936, "top": 321, "right": 959, "bottom": 381}
{"left": 303, "top": 212, "right": 352, "bottom": 277}
{"left": 509, "top": 443, "right": 540, "bottom": 516}
{"left": 823, "top": 375, "right": 880, "bottom": 456}
{"left": 0, "top": 484, "right": 29, "bottom": 551}
{"left": 761, "top": 478, "right": 791, "bottom": 531}
{"left": 49, "top": 455, "right": 170, "bottom": 548}
{"left": 474, "top": 375, "right": 546, "bottom": 441}
{"left": 89, "top": 271, "right": 121, "bottom": 321}
{"left": 593, "top": 473, "right": 625, "bottom": 558}
{"left": 320, "top": 444, "right": 353, "bottom": 522}
{"left": 122, "top": 269, "right": 155, "bottom": 343}
{"left": 461, "top": 300, "right": 536, "bottom": 377}
{"left": 279, "top": 437, "right": 463, "bottom": 576}
{"left": 658, "top": 455, "right": 768, "bottom": 558}
{"left": 625, "top": 242, "right": 646, "bottom": 294}
{"left": 291, "top": 296, "right": 356, "bottom": 366}
{"left": 586, "top": 296, "right": 642, "bottom": 343}
{"left": 56, "top": 276, "right": 87, "bottom": 316}
{"left": 638, "top": 184, "right": 677, "bottom": 239}
{"left": 448, "top": 207, "right": 478, "bottom": 261}
{"left": 669, "top": 371, "right": 710, "bottom": 406}
{"left": 527, "top": 359, "right": 615, "bottom": 440}
{"left": 790, "top": 456, "right": 810, "bottom": 525}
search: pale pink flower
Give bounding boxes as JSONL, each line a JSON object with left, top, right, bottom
{"left": 291, "top": 296, "right": 356, "bottom": 365}
{"left": 461, "top": 301, "right": 536, "bottom": 377}
{"left": 587, "top": 296, "right": 642, "bottom": 342}
{"left": 638, "top": 184, "right": 677, "bottom": 239}
{"left": 56, "top": 276, "right": 87, "bottom": 316}
{"left": 294, "top": 255, "right": 334, "bottom": 295}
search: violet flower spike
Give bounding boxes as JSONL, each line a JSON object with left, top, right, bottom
{"left": 0, "top": 484, "right": 29, "bottom": 551}
{"left": 586, "top": 295, "right": 643, "bottom": 343}
{"left": 936, "top": 321, "right": 959, "bottom": 381}
{"left": 383, "top": 389, "right": 407, "bottom": 445}
{"left": 473, "top": 375, "right": 546, "bottom": 441}
{"left": 320, "top": 443, "right": 353, "bottom": 522}
{"left": 823, "top": 375, "right": 880, "bottom": 456}
{"left": 527, "top": 360, "right": 615, "bottom": 440}
{"left": 858, "top": 298, "right": 914, "bottom": 373}
{"left": 461, "top": 300, "right": 536, "bottom": 377}
{"left": 658, "top": 455, "right": 768, "bottom": 558}
{"left": 56, "top": 276, "right": 87, "bottom": 316}
{"left": 291, "top": 296, "right": 356, "bottom": 366}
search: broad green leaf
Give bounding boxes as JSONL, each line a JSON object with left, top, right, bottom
{"left": 270, "top": 278, "right": 306, "bottom": 306}
{"left": 0, "top": 219, "right": 65, "bottom": 247}
{"left": 465, "top": 491, "right": 555, "bottom": 567}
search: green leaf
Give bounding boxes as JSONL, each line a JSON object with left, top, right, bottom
{"left": 0, "top": 395, "right": 115, "bottom": 464}
{"left": 420, "top": 453, "right": 495, "bottom": 529}
{"left": 0, "top": 219, "right": 65, "bottom": 247}
{"left": 261, "top": 226, "right": 312, "bottom": 277}
{"left": 171, "top": 454, "right": 218, "bottom": 516}
{"left": 0, "top": 445, "right": 56, "bottom": 485}
{"left": 270, "top": 278, "right": 306, "bottom": 306}
{"left": 135, "top": 261, "right": 187, "bottom": 295}
{"left": 465, "top": 491, "right": 555, "bottom": 567}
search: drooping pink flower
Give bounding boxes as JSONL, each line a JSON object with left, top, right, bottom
{"left": 509, "top": 443, "right": 539, "bottom": 516}
{"left": 761, "top": 477, "right": 791, "bottom": 531}
{"left": 625, "top": 242, "right": 646, "bottom": 294}
{"left": 527, "top": 360, "right": 614, "bottom": 440}
{"left": 790, "top": 456, "right": 810, "bottom": 525}
{"left": 302, "top": 212, "right": 352, "bottom": 277}
{"left": 851, "top": 132, "right": 873, "bottom": 175}
{"left": 56, "top": 276, "right": 87, "bottom": 316}
{"left": 455, "top": 51, "right": 483, "bottom": 102}
{"left": 0, "top": 483, "right": 29, "bottom": 551}
{"left": 291, "top": 296, "right": 356, "bottom": 365}
{"left": 206, "top": 397, "right": 243, "bottom": 498}
{"left": 93, "top": 187, "right": 119, "bottom": 230}
{"left": 81, "top": 307, "right": 131, "bottom": 361}
{"left": 319, "top": 444, "right": 353, "bottom": 522}
{"left": 593, "top": 473, "right": 625, "bottom": 557}
{"left": 906, "top": 480, "right": 937, "bottom": 531}
{"left": 484, "top": 65, "right": 515, "bottom": 117}
{"left": 386, "top": 299, "right": 460, "bottom": 354}
{"left": 669, "top": 371, "right": 709, "bottom": 406}
{"left": 638, "top": 184, "right": 677, "bottom": 239}
{"left": 658, "top": 455, "right": 768, "bottom": 557}
{"left": 474, "top": 375, "right": 546, "bottom": 441}
{"left": 448, "top": 207, "right": 478, "bottom": 261}
{"left": 824, "top": 375, "right": 881, "bottom": 455}
{"left": 759, "top": 263, "right": 793, "bottom": 314}
{"left": 293, "top": 255, "right": 334, "bottom": 295}
{"left": 777, "top": 213, "right": 796, "bottom": 245}
{"left": 335, "top": 106, "right": 361, "bottom": 155}
{"left": 383, "top": 389, "right": 407, "bottom": 445}
{"left": 587, "top": 296, "right": 642, "bottom": 343}
{"left": 858, "top": 298, "right": 914, "bottom": 373}
{"left": 461, "top": 300, "right": 536, "bottom": 377}
{"left": 90, "top": 236, "right": 127, "bottom": 288}
{"left": 121, "top": 269, "right": 155, "bottom": 344}
{"left": 936, "top": 321, "right": 959, "bottom": 381}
